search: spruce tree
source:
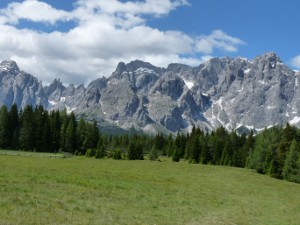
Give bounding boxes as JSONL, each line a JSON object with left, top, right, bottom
{"left": 127, "top": 141, "right": 144, "bottom": 160}
{"left": 149, "top": 146, "right": 159, "bottom": 161}
{"left": 95, "top": 145, "right": 106, "bottom": 159}
{"left": 273, "top": 123, "right": 297, "bottom": 178}
{"left": 0, "top": 105, "right": 10, "bottom": 148}
{"left": 189, "top": 135, "right": 200, "bottom": 164}
{"left": 50, "top": 110, "right": 61, "bottom": 152}
{"left": 113, "top": 149, "right": 122, "bottom": 160}
{"left": 172, "top": 146, "right": 180, "bottom": 162}
{"left": 65, "top": 112, "right": 77, "bottom": 153}
{"left": 76, "top": 118, "right": 86, "bottom": 154}
{"left": 19, "top": 105, "right": 35, "bottom": 150}
{"left": 8, "top": 104, "right": 19, "bottom": 149}
{"left": 92, "top": 120, "right": 100, "bottom": 149}
{"left": 34, "top": 105, "right": 46, "bottom": 151}
{"left": 282, "top": 140, "right": 300, "bottom": 182}
{"left": 41, "top": 112, "right": 51, "bottom": 152}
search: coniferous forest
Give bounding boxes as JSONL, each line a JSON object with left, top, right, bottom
{"left": 0, "top": 104, "right": 299, "bottom": 183}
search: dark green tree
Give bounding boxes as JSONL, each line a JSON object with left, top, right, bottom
{"left": 76, "top": 118, "right": 86, "bottom": 154}
{"left": 19, "top": 105, "right": 35, "bottom": 150}
{"left": 50, "top": 110, "right": 61, "bottom": 152}
{"left": 113, "top": 149, "right": 122, "bottom": 160}
{"left": 65, "top": 112, "right": 77, "bottom": 153}
{"left": 149, "top": 146, "right": 159, "bottom": 161}
{"left": 272, "top": 124, "right": 297, "bottom": 178}
{"left": 127, "top": 140, "right": 144, "bottom": 160}
{"left": 34, "top": 105, "right": 47, "bottom": 151}
{"left": 8, "top": 104, "right": 19, "bottom": 149}
{"left": 282, "top": 140, "right": 300, "bottom": 182}
{"left": 189, "top": 135, "right": 200, "bottom": 164}
{"left": 41, "top": 112, "right": 51, "bottom": 152}
{"left": 172, "top": 146, "right": 180, "bottom": 162}
{"left": 0, "top": 105, "right": 10, "bottom": 148}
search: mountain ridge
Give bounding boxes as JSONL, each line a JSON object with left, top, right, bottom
{"left": 0, "top": 52, "right": 299, "bottom": 134}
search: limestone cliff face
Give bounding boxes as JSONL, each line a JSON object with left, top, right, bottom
{"left": 1, "top": 52, "right": 299, "bottom": 134}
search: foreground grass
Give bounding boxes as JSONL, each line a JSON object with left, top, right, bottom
{"left": 0, "top": 155, "right": 299, "bottom": 225}
{"left": 0, "top": 150, "right": 64, "bottom": 158}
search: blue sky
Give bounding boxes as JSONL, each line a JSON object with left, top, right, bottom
{"left": 0, "top": 0, "right": 299, "bottom": 85}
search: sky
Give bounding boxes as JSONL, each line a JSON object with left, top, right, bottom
{"left": 0, "top": 0, "right": 299, "bottom": 85}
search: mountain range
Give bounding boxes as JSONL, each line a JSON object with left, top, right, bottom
{"left": 1, "top": 52, "right": 300, "bottom": 134}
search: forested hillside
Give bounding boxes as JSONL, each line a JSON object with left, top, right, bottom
{"left": 0, "top": 104, "right": 299, "bottom": 183}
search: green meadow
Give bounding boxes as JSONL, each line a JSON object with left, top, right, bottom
{"left": 0, "top": 154, "right": 299, "bottom": 225}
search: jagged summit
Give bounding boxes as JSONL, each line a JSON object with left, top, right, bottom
{"left": 253, "top": 52, "right": 282, "bottom": 65}
{"left": 0, "top": 60, "right": 20, "bottom": 74}
{"left": 114, "top": 60, "right": 163, "bottom": 76}
{"left": 0, "top": 52, "right": 299, "bottom": 134}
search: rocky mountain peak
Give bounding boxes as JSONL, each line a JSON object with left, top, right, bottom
{"left": 166, "top": 63, "right": 192, "bottom": 73}
{"left": 114, "top": 62, "right": 127, "bottom": 75}
{"left": 0, "top": 60, "right": 20, "bottom": 74}
{"left": 254, "top": 52, "right": 282, "bottom": 65}
{"left": 114, "top": 60, "right": 163, "bottom": 76}
{"left": 1, "top": 52, "right": 300, "bottom": 134}
{"left": 44, "top": 78, "right": 65, "bottom": 95}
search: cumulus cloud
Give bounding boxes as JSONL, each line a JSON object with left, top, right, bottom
{"left": 0, "top": 0, "right": 245, "bottom": 85}
{"left": 292, "top": 55, "right": 300, "bottom": 69}
{"left": 0, "top": 0, "right": 72, "bottom": 25}
{"left": 196, "top": 30, "right": 246, "bottom": 54}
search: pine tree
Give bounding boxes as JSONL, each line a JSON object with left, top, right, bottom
{"left": 220, "top": 140, "right": 230, "bottom": 166}
{"left": 65, "top": 112, "right": 77, "bottom": 153}
{"left": 241, "top": 130, "right": 255, "bottom": 167}
{"left": 172, "top": 146, "right": 180, "bottom": 162}
{"left": 41, "top": 112, "right": 51, "bottom": 152}
{"left": 113, "top": 149, "right": 122, "bottom": 160}
{"left": 246, "top": 126, "right": 282, "bottom": 174}
{"left": 282, "top": 140, "right": 300, "bottom": 182}
{"left": 0, "top": 105, "right": 10, "bottom": 148}
{"left": 127, "top": 142, "right": 136, "bottom": 160}
{"left": 127, "top": 140, "right": 144, "bottom": 160}
{"left": 200, "top": 134, "right": 209, "bottom": 164}
{"left": 189, "top": 135, "right": 200, "bottom": 164}
{"left": 95, "top": 145, "right": 106, "bottom": 159}
{"left": 85, "top": 149, "right": 93, "bottom": 157}
{"left": 273, "top": 124, "right": 297, "bottom": 178}
{"left": 76, "top": 118, "right": 86, "bottom": 154}
{"left": 8, "top": 104, "right": 19, "bottom": 149}
{"left": 19, "top": 105, "right": 35, "bottom": 150}
{"left": 50, "top": 110, "right": 61, "bottom": 153}
{"left": 34, "top": 105, "right": 46, "bottom": 151}
{"left": 92, "top": 120, "right": 100, "bottom": 149}
{"left": 149, "top": 146, "right": 159, "bottom": 161}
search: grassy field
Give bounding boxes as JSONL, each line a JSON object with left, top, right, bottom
{"left": 0, "top": 154, "right": 299, "bottom": 225}
{"left": 0, "top": 150, "right": 64, "bottom": 158}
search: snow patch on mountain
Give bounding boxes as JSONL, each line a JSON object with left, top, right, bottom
{"left": 182, "top": 78, "right": 194, "bottom": 89}
{"left": 244, "top": 68, "right": 251, "bottom": 74}
{"left": 290, "top": 117, "right": 300, "bottom": 125}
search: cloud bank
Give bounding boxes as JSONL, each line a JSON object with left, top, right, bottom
{"left": 292, "top": 55, "right": 300, "bottom": 70}
{"left": 0, "top": 0, "right": 246, "bottom": 85}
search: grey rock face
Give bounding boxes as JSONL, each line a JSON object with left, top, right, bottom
{"left": 1, "top": 53, "right": 300, "bottom": 134}
{"left": 0, "top": 60, "right": 47, "bottom": 109}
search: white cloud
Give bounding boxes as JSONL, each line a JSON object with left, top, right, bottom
{"left": 1, "top": 0, "right": 72, "bottom": 25}
{"left": 0, "top": 0, "right": 245, "bottom": 85}
{"left": 75, "top": 0, "right": 190, "bottom": 17}
{"left": 292, "top": 55, "right": 300, "bottom": 69}
{"left": 196, "top": 30, "right": 246, "bottom": 54}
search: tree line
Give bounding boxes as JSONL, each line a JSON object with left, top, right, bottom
{"left": 0, "top": 104, "right": 299, "bottom": 183}
{"left": 0, "top": 104, "right": 99, "bottom": 154}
